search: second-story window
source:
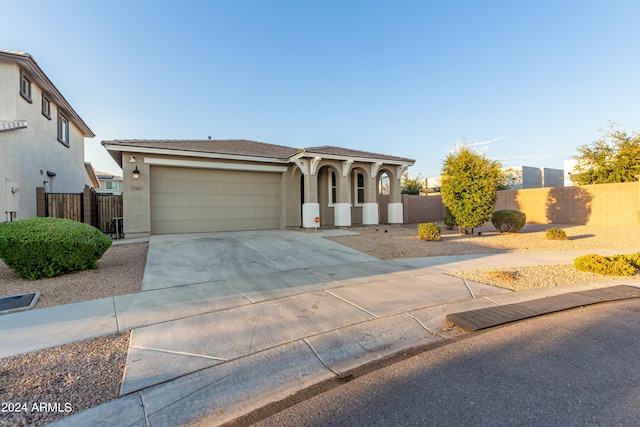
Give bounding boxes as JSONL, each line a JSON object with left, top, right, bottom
{"left": 57, "top": 110, "right": 69, "bottom": 147}
{"left": 42, "top": 94, "right": 51, "bottom": 119}
{"left": 20, "top": 71, "right": 32, "bottom": 103}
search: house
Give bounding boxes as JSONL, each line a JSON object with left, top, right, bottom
{"left": 102, "top": 139, "right": 415, "bottom": 237}
{"left": 95, "top": 170, "right": 123, "bottom": 195}
{"left": 502, "top": 166, "right": 564, "bottom": 189}
{"left": 0, "top": 49, "right": 95, "bottom": 221}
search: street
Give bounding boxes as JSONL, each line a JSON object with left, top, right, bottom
{"left": 252, "top": 298, "right": 640, "bottom": 426}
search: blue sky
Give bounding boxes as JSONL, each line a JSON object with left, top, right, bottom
{"left": 3, "top": 1, "right": 640, "bottom": 178}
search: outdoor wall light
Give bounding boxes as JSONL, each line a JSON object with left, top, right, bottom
{"left": 43, "top": 180, "right": 49, "bottom": 186}
{"left": 129, "top": 156, "right": 136, "bottom": 163}
{"left": 132, "top": 166, "right": 140, "bottom": 180}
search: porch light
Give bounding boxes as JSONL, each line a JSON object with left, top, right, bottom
{"left": 132, "top": 166, "right": 140, "bottom": 180}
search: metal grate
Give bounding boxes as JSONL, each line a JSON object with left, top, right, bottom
{"left": 0, "top": 292, "right": 40, "bottom": 315}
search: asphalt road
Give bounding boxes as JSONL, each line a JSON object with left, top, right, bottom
{"left": 251, "top": 298, "right": 640, "bottom": 427}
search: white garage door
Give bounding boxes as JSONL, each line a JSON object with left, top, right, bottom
{"left": 150, "top": 166, "right": 282, "bottom": 234}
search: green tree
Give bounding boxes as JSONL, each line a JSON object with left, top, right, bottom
{"left": 573, "top": 126, "right": 640, "bottom": 185}
{"left": 401, "top": 172, "right": 422, "bottom": 195}
{"left": 441, "top": 144, "right": 503, "bottom": 234}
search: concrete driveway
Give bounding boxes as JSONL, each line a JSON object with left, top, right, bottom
{"left": 141, "top": 229, "right": 381, "bottom": 291}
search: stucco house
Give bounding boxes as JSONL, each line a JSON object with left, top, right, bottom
{"left": 95, "top": 170, "right": 123, "bottom": 195}
{"left": 103, "top": 139, "right": 415, "bottom": 237}
{"left": 0, "top": 49, "right": 95, "bottom": 221}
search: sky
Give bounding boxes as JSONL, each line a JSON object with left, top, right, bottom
{"left": 2, "top": 0, "right": 640, "bottom": 179}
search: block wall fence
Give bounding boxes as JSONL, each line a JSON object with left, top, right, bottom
{"left": 379, "top": 181, "right": 640, "bottom": 226}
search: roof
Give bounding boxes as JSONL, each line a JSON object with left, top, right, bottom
{"left": 103, "top": 139, "right": 415, "bottom": 165}
{"left": 0, "top": 49, "right": 94, "bottom": 137}
{"left": 103, "top": 139, "right": 300, "bottom": 161}
{"left": 304, "top": 145, "right": 414, "bottom": 163}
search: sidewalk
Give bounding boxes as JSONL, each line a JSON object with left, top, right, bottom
{"left": 2, "top": 247, "right": 639, "bottom": 426}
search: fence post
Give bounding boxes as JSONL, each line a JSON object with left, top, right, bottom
{"left": 83, "top": 188, "right": 95, "bottom": 226}
{"left": 36, "top": 187, "right": 47, "bottom": 217}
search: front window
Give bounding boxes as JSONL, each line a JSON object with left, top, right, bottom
{"left": 355, "top": 172, "right": 365, "bottom": 204}
{"left": 329, "top": 171, "right": 337, "bottom": 205}
{"left": 57, "top": 110, "right": 69, "bottom": 147}
{"left": 20, "top": 71, "right": 32, "bottom": 103}
{"left": 42, "top": 94, "right": 51, "bottom": 119}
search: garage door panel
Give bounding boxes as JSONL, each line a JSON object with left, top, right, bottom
{"left": 150, "top": 166, "right": 282, "bottom": 234}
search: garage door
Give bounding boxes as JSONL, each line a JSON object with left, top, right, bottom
{"left": 150, "top": 166, "right": 281, "bottom": 234}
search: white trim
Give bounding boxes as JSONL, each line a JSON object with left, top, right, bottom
{"left": 342, "top": 159, "right": 354, "bottom": 177}
{"left": 104, "top": 145, "right": 289, "bottom": 164}
{"left": 362, "top": 203, "right": 379, "bottom": 225}
{"left": 388, "top": 203, "right": 404, "bottom": 224}
{"left": 143, "top": 157, "right": 288, "bottom": 173}
{"left": 302, "top": 152, "right": 413, "bottom": 166}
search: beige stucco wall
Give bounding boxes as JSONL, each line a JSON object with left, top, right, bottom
{"left": 495, "top": 181, "right": 640, "bottom": 226}
{"left": 0, "top": 61, "right": 89, "bottom": 220}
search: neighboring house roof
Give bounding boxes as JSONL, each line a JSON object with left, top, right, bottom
{"left": 103, "top": 139, "right": 415, "bottom": 166}
{"left": 84, "top": 162, "right": 100, "bottom": 188}
{"left": 94, "top": 170, "right": 123, "bottom": 180}
{"left": 0, "top": 49, "right": 94, "bottom": 137}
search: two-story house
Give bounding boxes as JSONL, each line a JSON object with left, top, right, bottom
{"left": 0, "top": 49, "right": 95, "bottom": 221}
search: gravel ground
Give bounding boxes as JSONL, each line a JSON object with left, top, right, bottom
{"left": 0, "top": 333, "right": 129, "bottom": 427}
{"left": 0, "top": 242, "right": 147, "bottom": 309}
{"left": 2, "top": 224, "right": 640, "bottom": 426}
{"left": 326, "top": 222, "right": 640, "bottom": 260}
{"left": 0, "top": 242, "right": 145, "bottom": 427}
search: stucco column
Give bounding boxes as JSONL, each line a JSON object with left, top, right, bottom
{"left": 302, "top": 172, "right": 319, "bottom": 228}
{"left": 388, "top": 174, "right": 403, "bottom": 224}
{"left": 362, "top": 175, "right": 378, "bottom": 225}
{"left": 334, "top": 170, "right": 351, "bottom": 227}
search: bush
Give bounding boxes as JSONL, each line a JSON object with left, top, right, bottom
{"left": 546, "top": 228, "right": 568, "bottom": 240}
{"left": 418, "top": 222, "right": 441, "bottom": 241}
{"left": 443, "top": 208, "right": 455, "bottom": 230}
{"left": 0, "top": 217, "right": 112, "bottom": 280}
{"left": 491, "top": 210, "right": 526, "bottom": 233}
{"left": 574, "top": 252, "right": 640, "bottom": 276}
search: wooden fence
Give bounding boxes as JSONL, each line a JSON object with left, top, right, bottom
{"left": 36, "top": 187, "right": 123, "bottom": 234}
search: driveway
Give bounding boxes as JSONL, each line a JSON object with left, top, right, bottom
{"left": 141, "top": 229, "right": 381, "bottom": 291}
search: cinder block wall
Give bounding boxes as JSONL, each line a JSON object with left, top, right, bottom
{"left": 496, "top": 181, "right": 640, "bottom": 226}
{"left": 387, "top": 181, "right": 640, "bottom": 226}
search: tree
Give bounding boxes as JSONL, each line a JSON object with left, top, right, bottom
{"left": 573, "top": 126, "right": 640, "bottom": 185}
{"left": 441, "top": 144, "right": 503, "bottom": 234}
{"left": 401, "top": 172, "right": 422, "bottom": 195}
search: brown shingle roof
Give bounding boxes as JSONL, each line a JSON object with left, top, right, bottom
{"left": 304, "top": 145, "right": 414, "bottom": 163}
{"left": 103, "top": 140, "right": 415, "bottom": 164}
{"left": 102, "top": 139, "right": 300, "bottom": 160}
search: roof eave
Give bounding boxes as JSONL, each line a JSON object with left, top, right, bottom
{"left": 102, "top": 143, "right": 291, "bottom": 164}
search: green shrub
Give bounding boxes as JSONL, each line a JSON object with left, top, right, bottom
{"left": 443, "top": 207, "right": 455, "bottom": 230}
{"left": 546, "top": 228, "right": 568, "bottom": 240}
{"left": 574, "top": 252, "right": 640, "bottom": 276}
{"left": 491, "top": 210, "right": 526, "bottom": 233}
{"left": 418, "top": 222, "right": 441, "bottom": 241}
{"left": 0, "top": 217, "right": 112, "bottom": 280}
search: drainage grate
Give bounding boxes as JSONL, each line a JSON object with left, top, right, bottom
{"left": 0, "top": 292, "right": 40, "bottom": 315}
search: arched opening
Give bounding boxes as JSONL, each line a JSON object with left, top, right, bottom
{"left": 377, "top": 171, "right": 391, "bottom": 224}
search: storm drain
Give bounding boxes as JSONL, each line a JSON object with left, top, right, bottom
{"left": 0, "top": 292, "right": 40, "bottom": 315}
{"left": 447, "top": 285, "right": 640, "bottom": 332}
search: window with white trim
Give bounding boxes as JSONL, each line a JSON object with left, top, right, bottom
{"left": 20, "top": 71, "right": 32, "bottom": 103}
{"left": 329, "top": 171, "right": 337, "bottom": 205}
{"left": 354, "top": 172, "right": 365, "bottom": 205}
{"left": 105, "top": 181, "right": 120, "bottom": 190}
{"left": 42, "top": 94, "right": 51, "bottom": 119}
{"left": 57, "top": 110, "right": 69, "bottom": 147}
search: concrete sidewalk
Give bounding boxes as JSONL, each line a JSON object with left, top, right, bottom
{"left": 1, "top": 231, "right": 638, "bottom": 426}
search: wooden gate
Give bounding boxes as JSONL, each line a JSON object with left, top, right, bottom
{"left": 96, "top": 194, "right": 123, "bottom": 234}
{"left": 45, "top": 193, "right": 83, "bottom": 222}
